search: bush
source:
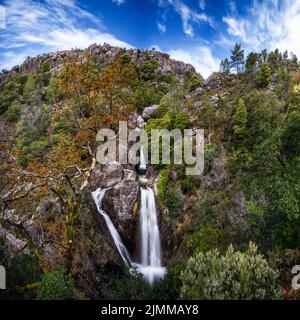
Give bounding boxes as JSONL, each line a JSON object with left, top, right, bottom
{"left": 189, "top": 74, "right": 202, "bottom": 92}
{"left": 187, "top": 223, "right": 228, "bottom": 254}
{"left": 258, "top": 62, "right": 271, "bottom": 88}
{"left": 0, "top": 254, "right": 42, "bottom": 300}
{"left": 37, "top": 268, "right": 74, "bottom": 300}
{"left": 139, "top": 59, "right": 158, "bottom": 81}
{"left": 156, "top": 166, "right": 171, "bottom": 202}
{"left": 23, "top": 75, "right": 36, "bottom": 99}
{"left": 174, "top": 111, "right": 191, "bottom": 130}
{"left": 164, "top": 186, "right": 182, "bottom": 217}
{"left": 5, "top": 100, "right": 22, "bottom": 122}
{"left": 180, "top": 243, "right": 280, "bottom": 300}
{"left": 104, "top": 268, "right": 153, "bottom": 300}
{"left": 180, "top": 175, "right": 197, "bottom": 195}
{"left": 16, "top": 103, "right": 51, "bottom": 166}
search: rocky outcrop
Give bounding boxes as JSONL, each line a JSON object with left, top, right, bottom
{"left": 90, "top": 163, "right": 139, "bottom": 243}
{"left": 71, "top": 162, "right": 141, "bottom": 297}
{"left": 1, "top": 209, "right": 43, "bottom": 246}
{"left": 0, "top": 225, "right": 30, "bottom": 256}
{"left": 0, "top": 44, "right": 198, "bottom": 86}
{"left": 142, "top": 104, "right": 159, "bottom": 120}
{"left": 71, "top": 188, "right": 123, "bottom": 298}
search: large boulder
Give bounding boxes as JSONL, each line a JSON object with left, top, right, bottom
{"left": 142, "top": 105, "right": 159, "bottom": 120}
{"left": 102, "top": 181, "right": 139, "bottom": 233}
{"left": 90, "top": 162, "right": 124, "bottom": 190}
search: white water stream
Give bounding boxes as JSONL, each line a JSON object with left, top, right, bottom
{"left": 92, "top": 146, "right": 165, "bottom": 285}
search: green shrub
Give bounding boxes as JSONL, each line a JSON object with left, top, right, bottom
{"left": 40, "top": 61, "right": 50, "bottom": 73}
{"left": 187, "top": 223, "right": 228, "bottom": 254}
{"left": 189, "top": 74, "right": 203, "bottom": 92}
{"left": 23, "top": 75, "right": 36, "bottom": 99}
{"left": 5, "top": 100, "right": 22, "bottom": 122}
{"left": 164, "top": 186, "right": 182, "bottom": 217}
{"left": 16, "top": 103, "right": 51, "bottom": 166}
{"left": 180, "top": 242, "right": 280, "bottom": 300}
{"left": 0, "top": 79, "right": 22, "bottom": 114}
{"left": 104, "top": 267, "right": 153, "bottom": 300}
{"left": 29, "top": 137, "right": 50, "bottom": 157}
{"left": 258, "top": 62, "right": 271, "bottom": 88}
{"left": 37, "top": 268, "right": 74, "bottom": 300}
{"left": 180, "top": 175, "right": 197, "bottom": 195}
{"left": 174, "top": 111, "right": 191, "bottom": 130}
{"left": 156, "top": 166, "right": 171, "bottom": 202}
{"left": 0, "top": 254, "right": 42, "bottom": 300}
{"left": 139, "top": 59, "right": 158, "bottom": 81}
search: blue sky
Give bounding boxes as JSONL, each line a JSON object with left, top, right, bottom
{"left": 0, "top": 0, "right": 299, "bottom": 78}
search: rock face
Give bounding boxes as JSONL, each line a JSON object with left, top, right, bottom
{"left": 71, "top": 163, "right": 140, "bottom": 297}
{"left": 90, "top": 163, "right": 140, "bottom": 247}
{"left": 71, "top": 188, "right": 123, "bottom": 298}
{"left": 0, "top": 44, "right": 198, "bottom": 86}
{"left": 142, "top": 104, "right": 159, "bottom": 120}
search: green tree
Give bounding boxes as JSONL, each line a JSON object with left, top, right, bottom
{"left": 231, "top": 43, "right": 244, "bottom": 76}
{"left": 232, "top": 98, "right": 247, "bottom": 136}
{"left": 23, "top": 74, "right": 36, "bottom": 99}
{"left": 180, "top": 243, "right": 280, "bottom": 300}
{"left": 220, "top": 58, "right": 231, "bottom": 74}
{"left": 245, "top": 52, "right": 259, "bottom": 75}
{"left": 189, "top": 74, "right": 203, "bottom": 92}
{"left": 260, "top": 49, "right": 268, "bottom": 63}
{"left": 174, "top": 111, "right": 191, "bottom": 130}
{"left": 282, "top": 112, "right": 300, "bottom": 159}
{"left": 4, "top": 100, "right": 22, "bottom": 122}
{"left": 37, "top": 268, "right": 74, "bottom": 300}
{"left": 258, "top": 62, "right": 271, "bottom": 88}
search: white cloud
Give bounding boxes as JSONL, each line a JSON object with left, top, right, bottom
{"left": 222, "top": 16, "right": 246, "bottom": 40}
{"left": 228, "top": 0, "right": 237, "bottom": 15}
{"left": 0, "top": 0, "right": 132, "bottom": 70}
{"left": 199, "top": 0, "right": 206, "bottom": 10}
{"left": 168, "top": 46, "right": 220, "bottom": 78}
{"left": 222, "top": 0, "right": 300, "bottom": 56}
{"left": 159, "top": 0, "right": 214, "bottom": 38}
{"left": 157, "top": 21, "right": 166, "bottom": 33}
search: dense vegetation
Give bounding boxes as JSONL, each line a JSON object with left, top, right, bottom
{"left": 0, "top": 44, "right": 300, "bottom": 300}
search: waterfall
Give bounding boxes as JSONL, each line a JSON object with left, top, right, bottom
{"left": 137, "top": 146, "right": 166, "bottom": 285}
{"left": 91, "top": 144, "right": 165, "bottom": 285}
{"left": 138, "top": 186, "right": 166, "bottom": 285}
{"left": 139, "top": 145, "right": 147, "bottom": 172}
{"left": 92, "top": 188, "right": 132, "bottom": 266}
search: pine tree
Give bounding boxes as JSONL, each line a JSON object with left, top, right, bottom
{"left": 260, "top": 49, "right": 268, "bottom": 63}
{"left": 291, "top": 53, "right": 298, "bottom": 65}
{"left": 258, "top": 62, "right": 271, "bottom": 88}
{"left": 220, "top": 58, "right": 231, "bottom": 74}
{"left": 230, "top": 43, "right": 244, "bottom": 77}
{"left": 283, "top": 50, "right": 289, "bottom": 60}
{"left": 233, "top": 98, "right": 247, "bottom": 136}
{"left": 245, "top": 52, "right": 259, "bottom": 75}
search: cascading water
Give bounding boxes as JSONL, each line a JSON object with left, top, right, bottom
{"left": 92, "top": 188, "right": 132, "bottom": 266}
{"left": 92, "top": 142, "right": 165, "bottom": 285}
{"left": 137, "top": 146, "right": 165, "bottom": 285}
{"left": 138, "top": 187, "right": 166, "bottom": 285}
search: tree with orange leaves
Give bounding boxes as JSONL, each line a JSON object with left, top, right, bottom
{"left": 97, "top": 54, "right": 138, "bottom": 128}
